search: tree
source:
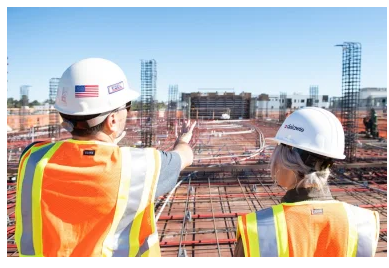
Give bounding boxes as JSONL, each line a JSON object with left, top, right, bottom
{"left": 7, "top": 97, "right": 20, "bottom": 108}
{"left": 29, "top": 100, "right": 41, "bottom": 107}
{"left": 130, "top": 101, "right": 140, "bottom": 110}
{"left": 157, "top": 101, "right": 166, "bottom": 110}
{"left": 7, "top": 98, "right": 14, "bottom": 108}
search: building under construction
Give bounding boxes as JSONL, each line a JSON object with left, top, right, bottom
{"left": 19, "top": 85, "right": 30, "bottom": 131}
{"left": 7, "top": 116, "right": 387, "bottom": 257}
{"left": 182, "top": 91, "right": 252, "bottom": 120}
{"left": 6, "top": 48, "right": 387, "bottom": 257}
{"left": 48, "top": 78, "right": 60, "bottom": 138}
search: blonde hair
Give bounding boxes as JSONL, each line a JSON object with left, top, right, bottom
{"left": 270, "top": 144, "right": 330, "bottom": 193}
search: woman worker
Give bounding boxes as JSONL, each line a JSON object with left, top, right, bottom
{"left": 234, "top": 107, "right": 380, "bottom": 257}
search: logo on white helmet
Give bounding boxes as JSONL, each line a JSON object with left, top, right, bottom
{"left": 108, "top": 81, "right": 124, "bottom": 94}
{"left": 284, "top": 124, "right": 304, "bottom": 132}
{"left": 61, "top": 88, "right": 67, "bottom": 105}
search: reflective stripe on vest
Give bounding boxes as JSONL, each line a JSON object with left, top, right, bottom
{"left": 256, "top": 207, "right": 278, "bottom": 257}
{"left": 236, "top": 205, "right": 288, "bottom": 257}
{"left": 343, "top": 203, "right": 380, "bottom": 257}
{"left": 15, "top": 142, "right": 60, "bottom": 256}
{"left": 237, "top": 201, "right": 379, "bottom": 257}
{"left": 101, "top": 147, "right": 161, "bottom": 257}
{"left": 16, "top": 141, "right": 161, "bottom": 257}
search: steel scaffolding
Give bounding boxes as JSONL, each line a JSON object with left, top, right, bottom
{"left": 257, "top": 94, "right": 269, "bottom": 119}
{"left": 336, "top": 42, "right": 362, "bottom": 162}
{"left": 279, "top": 92, "right": 287, "bottom": 122}
{"left": 49, "top": 78, "right": 60, "bottom": 138}
{"left": 7, "top": 117, "right": 387, "bottom": 257}
{"left": 19, "top": 85, "right": 31, "bottom": 131}
{"left": 309, "top": 85, "right": 319, "bottom": 107}
{"left": 188, "top": 92, "right": 251, "bottom": 120}
{"left": 140, "top": 59, "right": 157, "bottom": 147}
{"left": 168, "top": 85, "right": 178, "bottom": 132}
{"left": 250, "top": 97, "right": 257, "bottom": 119}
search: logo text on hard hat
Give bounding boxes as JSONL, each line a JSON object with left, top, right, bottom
{"left": 108, "top": 81, "right": 124, "bottom": 94}
{"left": 61, "top": 88, "right": 67, "bottom": 104}
{"left": 284, "top": 124, "right": 304, "bottom": 132}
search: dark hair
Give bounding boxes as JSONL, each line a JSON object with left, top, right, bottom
{"left": 59, "top": 101, "right": 131, "bottom": 137}
{"left": 59, "top": 113, "right": 107, "bottom": 137}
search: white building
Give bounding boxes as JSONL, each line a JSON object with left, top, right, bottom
{"left": 257, "top": 92, "right": 330, "bottom": 112}
{"left": 359, "top": 88, "right": 386, "bottom": 109}
{"left": 32, "top": 103, "right": 50, "bottom": 114}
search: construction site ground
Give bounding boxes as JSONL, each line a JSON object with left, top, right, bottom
{"left": 7, "top": 116, "right": 387, "bottom": 257}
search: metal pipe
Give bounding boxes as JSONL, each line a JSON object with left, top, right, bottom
{"left": 155, "top": 173, "right": 193, "bottom": 222}
{"left": 155, "top": 187, "right": 373, "bottom": 201}
{"left": 208, "top": 177, "right": 221, "bottom": 256}
{"left": 160, "top": 239, "right": 236, "bottom": 247}
{"left": 158, "top": 203, "right": 387, "bottom": 220}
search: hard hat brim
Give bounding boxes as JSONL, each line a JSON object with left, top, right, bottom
{"left": 266, "top": 137, "right": 346, "bottom": 160}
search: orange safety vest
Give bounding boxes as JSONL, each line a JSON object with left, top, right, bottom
{"left": 236, "top": 200, "right": 380, "bottom": 257}
{"left": 15, "top": 139, "right": 161, "bottom": 257}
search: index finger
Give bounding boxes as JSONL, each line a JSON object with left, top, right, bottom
{"left": 189, "top": 121, "right": 197, "bottom": 132}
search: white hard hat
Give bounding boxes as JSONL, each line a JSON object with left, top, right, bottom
{"left": 54, "top": 58, "right": 139, "bottom": 116}
{"left": 269, "top": 107, "right": 345, "bottom": 159}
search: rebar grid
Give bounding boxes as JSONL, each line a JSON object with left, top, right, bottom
{"left": 156, "top": 167, "right": 387, "bottom": 257}
{"left": 6, "top": 117, "right": 387, "bottom": 257}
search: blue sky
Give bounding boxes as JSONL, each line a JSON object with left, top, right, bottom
{"left": 7, "top": 7, "right": 387, "bottom": 103}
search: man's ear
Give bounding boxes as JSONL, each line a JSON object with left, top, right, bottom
{"left": 104, "top": 112, "right": 119, "bottom": 133}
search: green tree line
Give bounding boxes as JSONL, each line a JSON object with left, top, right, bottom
{"left": 128, "top": 101, "right": 167, "bottom": 111}
{"left": 7, "top": 98, "right": 168, "bottom": 110}
{"left": 7, "top": 98, "right": 50, "bottom": 108}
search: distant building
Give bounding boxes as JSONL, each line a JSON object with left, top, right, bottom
{"left": 49, "top": 78, "right": 60, "bottom": 103}
{"left": 330, "top": 87, "right": 387, "bottom": 112}
{"left": 258, "top": 92, "right": 330, "bottom": 112}
{"left": 359, "top": 87, "right": 386, "bottom": 109}
{"left": 32, "top": 103, "right": 50, "bottom": 114}
{"left": 182, "top": 91, "right": 252, "bottom": 119}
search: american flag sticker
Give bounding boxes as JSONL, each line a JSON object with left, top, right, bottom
{"left": 75, "top": 85, "right": 99, "bottom": 98}
{"left": 107, "top": 81, "right": 124, "bottom": 94}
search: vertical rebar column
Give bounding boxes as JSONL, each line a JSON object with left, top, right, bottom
{"left": 167, "top": 85, "right": 178, "bottom": 132}
{"left": 336, "top": 42, "right": 361, "bottom": 162}
{"left": 19, "top": 85, "right": 31, "bottom": 131}
{"left": 279, "top": 92, "right": 287, "bottom": 122}
{"left": 241, "top": 93, "right": 244, "bottom": 119}
{"left": 167, "top": 86, "right": 172, "bottom": 131}
{"left": 309, "top": 85, "right": 319, "bottom": 107}
{"left": 258, "top": 94, "right": 269, "bottom": 120}
{"left": 366, "top": 96, "right": 373, "bottom": 114}
{"left": 249, "top": 97, "right": 257, "bottom": 119}
{"left": 49, "top": 78, "right": 60, "bottom": 138}
{"left": 140, "top": 59, "right": 157, "bottom": 147}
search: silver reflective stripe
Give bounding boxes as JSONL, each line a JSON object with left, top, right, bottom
{"left": 256, "top": 207, "right": 278, "bottom": 257}
{"left": 136, "top": 237, "right": 150, "bottom": 257}
{"left": 349, "top": 205, "right": 374, "bottom": 257}
{"left": 20, "top": 143, "right": 55, "bottom": 255}
{"left": 112, "top": 148, "right": 147, "bottom": 257}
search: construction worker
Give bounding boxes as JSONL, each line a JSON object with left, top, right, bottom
{"left": 15, "top": 58, "right": 196, "bottom": 257}
{"left": 234, "top": 107, "right": 380, "bottom": 257}
{"left": 370, "top": 108, "right": 379, "bottom": 138}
